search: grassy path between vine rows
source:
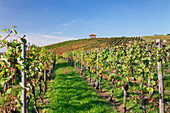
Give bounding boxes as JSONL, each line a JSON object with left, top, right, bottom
{"left": 41, "top": 60, "right": 116, "bottom": 113}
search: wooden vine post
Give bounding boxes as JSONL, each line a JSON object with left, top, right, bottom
{"left": 50, "top": 59, "right": 56, "bottom": 80}
{"left": 148, "top": 52, "right": 151, "bottom": 85}
{"left": 81, "top": 50, "right": 83, "bottom": 76}
{"left": 74, "top": 51, "right": 76, "bottom": 69}
{"left": 156, "top": 39, "right": 164, "bottom": 113}
{"left": 74, "top": 57, "right": 76, "bottom": 69}
{"left": 96, "top": 48, "right": 99, "bottom": 90}
{"left": 44, "top": 67, "right": 47, "bottom": 94}
{"left": 21, "top": 42, "right": 26, "bottom": 113}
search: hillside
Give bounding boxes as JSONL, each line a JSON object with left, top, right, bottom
{"left": 44, "top": 37, "right": 141, "bottom": 55}
{"left": 43, "top": 35, "right": 170, "bottom": 55}
{"left": 142, "top": 35, "right": 170, "bottom": 41}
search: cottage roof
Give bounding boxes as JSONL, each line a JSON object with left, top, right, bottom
{"left": 90, "top": 34, "right": 96, "bottom": 36}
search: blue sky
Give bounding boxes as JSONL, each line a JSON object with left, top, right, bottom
{"left": 0, "top": 0, "right": 170, "bottom": 46}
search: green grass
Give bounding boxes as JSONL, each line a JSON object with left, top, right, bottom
{"left": 40, "top": 60, "right": 116, "bottom": 113}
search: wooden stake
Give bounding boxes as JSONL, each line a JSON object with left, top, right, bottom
{"left": 81, "top": 50, "right": 83, "bottom": 76}
{"left": 156, "top": 39, "right": 164, "bottom": 113}
{"left": 21, "top": 42, "right": 26, "bottom": 113}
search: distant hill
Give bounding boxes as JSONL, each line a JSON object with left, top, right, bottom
{"left": 142, "top": 35, "right": 170, "bottom": 48}
{"left": 43, "top": 35, "right": 170, "bottom": 55}
{"left": 142, "top": 35, "right": 170, "bottom": 42}
{"left": 43, "top": 37, "right": 141, "bottom": 55}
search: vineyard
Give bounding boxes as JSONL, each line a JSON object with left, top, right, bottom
{"left": 0, "top": 27, "right": 170, "bottom": 113}
{"left": 43, "top": 37, "right": 141, "bottom": 55}
{"left": 62, "top": 39, "right": 170, "bottom": 112}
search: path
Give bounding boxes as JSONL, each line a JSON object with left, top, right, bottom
{"left": 41, "top": 60, "right": 116, "bottom": 113}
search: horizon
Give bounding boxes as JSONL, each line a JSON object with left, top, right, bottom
{"left": 0, "top": 0, "right": 170, "bottom": 47}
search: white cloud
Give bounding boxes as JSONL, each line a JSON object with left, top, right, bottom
{"left": 52, "top": 32, "right": 62, "bottom": 34}
{"left": 41, "top": 35, "right": 62, "bottom": 39}
{"left": 0, "top": 32, "right": 74, "bottom": 48}
{"left": 0, "top": 32, "right": 74, "bottom": 50}
{"left": 26, "top": 33, "right": 74, "bottom": 47}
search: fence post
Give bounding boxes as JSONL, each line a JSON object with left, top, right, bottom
{"left": 21, "top": 42, "right": 26, "bottom": 113}
{"left": 156, "top": 39, "right": 164, "bottom": 113}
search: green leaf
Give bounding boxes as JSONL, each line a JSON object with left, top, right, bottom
{"left": 150, "top": 81, "right": 156, "bottom": 86}
{"left": 139, "top": 63, "right": 145, "bottom": 68}
{"left": 117, "top": 64, "right": 122, "bottom": 69}
{"left": 0, "top": 97, "right": 4, "bottom": 106}
{"left": 1, "top": 29, "right": 9, "bottom": 33}
{"left": 0, "top": 84, "right": 4, "bottom": 92}
{"left": 122, "top": 64, "right": 126, "bottom": 69}
{"left": 15, "top": 98, "right": 23, "bottom": 106}
{"left": 98, "top": 70, "right": 102, "bottom": 74}
{"left": 145, "top": 68, "right": 149, "bottom": 72}
{"left": 148, "top": 72, "right": 155, "bottom": 79}
{"left": 117, "top": 81, "right": 121, "bottom": 85}
{"left": 138, "top": 68, "right": 143, "bottom": 72}
{"left": 0, "top": 35, "right": 2, "bottom": 38}
{"left": 1, "top": 78, "right": 7, "bottom": 85}
{"left": 28, "top": 93, "right": 33, "bottom": 98}
{"left": 147, "top": 87, "right": 154, "bottom": 93}
{"left": 11, "top": 28, "right": 17, "bottom": 34}
{"left": 125, "top": 77, "right": 128, "bottom": 82}
{"left": 6, "top": 89, "right": 12, "bottom": 94}
{"left": 0, "top": 70, "right": 5, "bottom": 79}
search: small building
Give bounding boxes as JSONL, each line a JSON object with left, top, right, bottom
{"left": 90, "top": 34, "right": 96, "bottom": 38}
